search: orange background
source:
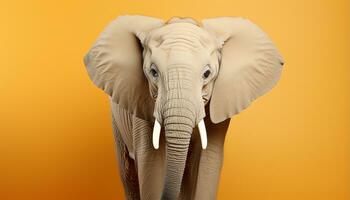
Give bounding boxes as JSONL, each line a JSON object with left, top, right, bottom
{"left": 1, "top": 0, "right": 349, "bottom": 199}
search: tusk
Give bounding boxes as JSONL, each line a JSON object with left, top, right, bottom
{"left": 198, "top": 119, "right": 207, "bottom": 149}
{"left": 152, "top": 119, "right": 161, "bottom": 149}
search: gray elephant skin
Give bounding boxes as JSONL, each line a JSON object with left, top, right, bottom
{"left": 83, "top": 15, "right": 284, "bottom": 200}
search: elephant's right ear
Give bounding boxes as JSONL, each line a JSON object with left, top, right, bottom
{"left": 84, "top": 15, "right": 164, "bottom": 121}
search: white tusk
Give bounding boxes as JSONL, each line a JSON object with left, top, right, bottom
{"left": 198, "top": 119, "right": 207, "bottom": 149}
{"left": 152, "top": 119, "right": 161, "bottom": 149}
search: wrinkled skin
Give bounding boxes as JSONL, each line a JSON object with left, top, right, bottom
{"left": 84, "top": 16, "right": 284, "bottom": 200}
{"left": 141, "top": 21, "right": 221, "bottom": 199}
{"left": 111, "top": 102, "right": 229, "bottom": 200}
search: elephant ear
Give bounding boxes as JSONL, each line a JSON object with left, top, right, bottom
{"left": 202, "top": 17, "right": 284, "bottom": 124}
{"left": 84, "top": 15, "right": 164, "bottom": 121}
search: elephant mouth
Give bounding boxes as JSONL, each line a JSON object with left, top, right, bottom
{"left": 152, "top": 118, "right": 207, "bottom": 150}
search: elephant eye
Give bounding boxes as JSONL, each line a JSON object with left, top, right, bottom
{"left": 150, "top": 68, "right": 158, "bottom": 78}
{"left": 150, "top": 64, "right": 159, "bottom": 78}
{"left": 203, "top": 70, "right": 211, "bottom": 79}
{"left": 202, "top": 65, "right": 211, "bottom": 79}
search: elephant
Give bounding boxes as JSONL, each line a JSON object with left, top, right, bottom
{"left": 83, "top": 15, "right": 284, "bottom": 200}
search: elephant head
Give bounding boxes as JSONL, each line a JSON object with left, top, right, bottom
{"left": 84, "top": 15, "right": 284, "bottom": 199}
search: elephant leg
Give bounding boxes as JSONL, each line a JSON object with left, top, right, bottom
{"left": 112, "top": 117, "right": 140, "bottom": 200}
{"left": 193, "top": 117, "right": 230, "bottom": 200}
{"left": 132, "top": 117, "right": 166, "bottom": 200}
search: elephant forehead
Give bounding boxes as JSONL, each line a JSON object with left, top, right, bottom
{"left": 148, "top": 23, "right": 217, "bottom": 51}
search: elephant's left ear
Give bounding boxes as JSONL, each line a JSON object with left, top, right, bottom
{"left": 202, "top": 17, "right": 284, "bottom": 124}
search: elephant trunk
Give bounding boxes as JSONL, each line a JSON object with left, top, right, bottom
{"left": 161, "top": 98, "right": 195, "bottom": 200}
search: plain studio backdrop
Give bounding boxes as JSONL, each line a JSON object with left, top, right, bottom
{"left": 1, "top": 0, "right": 349, "bottom": 199}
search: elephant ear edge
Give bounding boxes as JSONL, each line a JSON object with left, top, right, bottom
{"left": 202, "top": 17, "right": 284, "bottom": 124}
{"left": 84, "top": 15, "right": 164, "bottom": 122}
